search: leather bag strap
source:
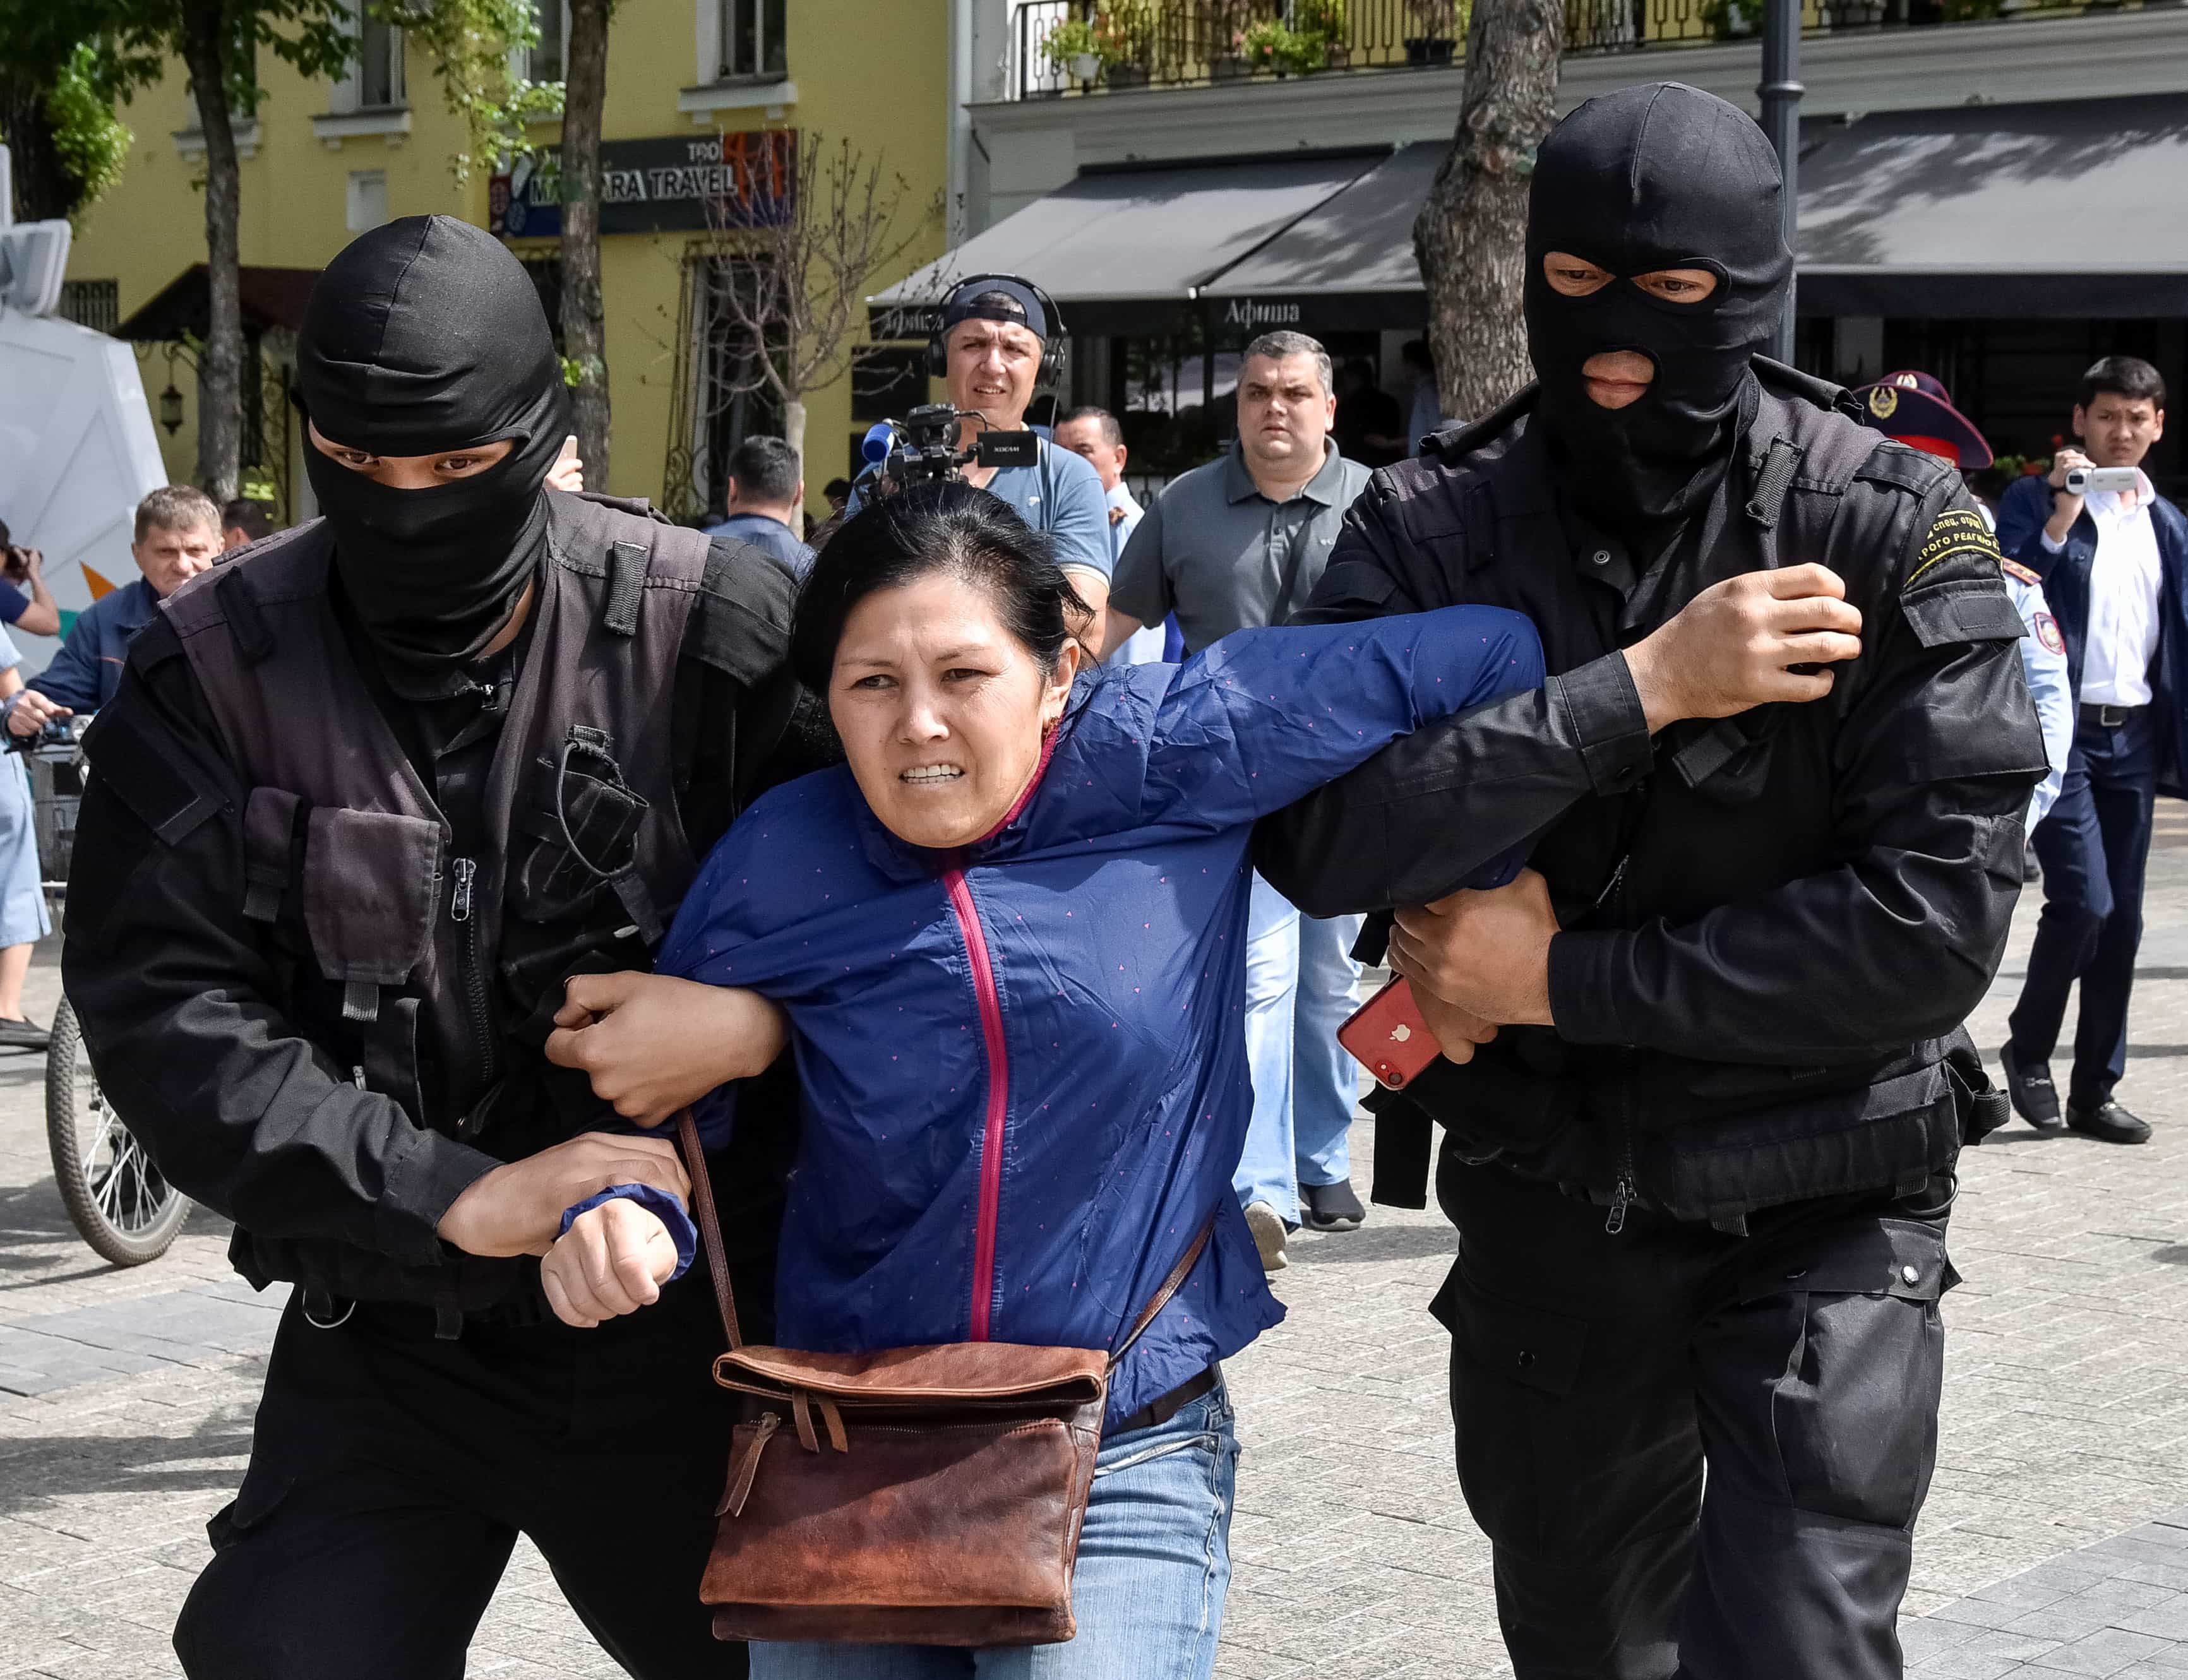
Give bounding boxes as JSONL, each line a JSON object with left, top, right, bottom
{"left": 1108, "top": 1216, "right": 1216, "bottom": 1373}
{"left": 676, "top": 1107, "right": 743, "bottom": 1351}
{"left": 678, "top": 1103, "right": 1212, "bottom": 1371}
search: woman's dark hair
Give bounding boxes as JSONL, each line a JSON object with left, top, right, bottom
{"left": 790, "top": 480, "right": 1090, "bottom": 693}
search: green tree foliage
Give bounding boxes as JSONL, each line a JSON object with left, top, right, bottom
{"left": 373, "top": 0, "right": 563, "bottom": 183}
{"left": 46, "top": 44, "right": 135, "bottom": 213}
{"left": 0, "top": 7, "right": 135, "bottom": 221}
{"left": 7, "top": 0, "right": 359, "bottom": 497}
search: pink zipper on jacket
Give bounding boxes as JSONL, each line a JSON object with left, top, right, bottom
{"left": 943, "top": 867, "right": 1009, "bottom": 1342}
{"left": 938, "top": 730, "right": 1060, "bottom": 1343}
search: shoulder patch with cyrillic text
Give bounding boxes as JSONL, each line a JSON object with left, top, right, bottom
{"left": 1905, "top": 506, "right": 2005, "bottom": 592}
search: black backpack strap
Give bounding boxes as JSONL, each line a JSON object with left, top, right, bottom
{"left": 602, "top": 539, "right": 647, "bottom": 636}
{"left": 1745, "top": 436, "right": 1804, "bottom": 532}
{"left": 214, "top": 567, "right": 277, "bottom": 666}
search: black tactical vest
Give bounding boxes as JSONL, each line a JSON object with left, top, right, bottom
{"left": 163, "top": 492, "right": 708, "bottom": 1304}
{"left": 1362, "top": 370, "right": 2023, "bottom": 1231}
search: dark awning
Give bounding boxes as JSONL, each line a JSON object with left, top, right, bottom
{"left": 114, "top": 265, "right": 322, "bottom": 341}
{"left": 870, "top": 152, "right": 1386, "bottom": 338}
{"left": 1795, "top": 94, "right": 2188, "bottom": 318}
{"left": 886, "top": 93, "right": 2188, "bottom": 340}
{"left": 1198, "top": 141, "right": 1444, "bottom": 332}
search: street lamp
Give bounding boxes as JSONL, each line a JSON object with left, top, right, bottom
{"left": 158, "top": 381, "right": 184, "bottom": 436}
{"left": 1760, "top": 0, "right": 1803, "bottom": 363}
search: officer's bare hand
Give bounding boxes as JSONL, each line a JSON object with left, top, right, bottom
{"left": 436, "top": 1131, "right": 690, "bottom": 1258}
{"left": 1404, "top": 984, "right": 1500, "bottom": 1066}
{"left": 540, "top": 1197, "right": 679, "bottom": 1328}
{"left": 546, "top": 972, "right": 787, "bottom": 1126}
{"left": 6, "top": 690, "right": 69, "bottom": 739}
{"left": 1622, "top": 564, "right": 1863, "bottom": 732}
{"left": 1388, "top": 869, "right": 1559, "bottom": 1028}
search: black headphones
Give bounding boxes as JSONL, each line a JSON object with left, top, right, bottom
{"left": 927, "top": 274, "right": 1068, "bottom": 391}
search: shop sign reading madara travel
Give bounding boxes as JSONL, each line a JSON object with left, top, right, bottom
{"left": 489, "top": 129, "right": 795, "bottom": 239}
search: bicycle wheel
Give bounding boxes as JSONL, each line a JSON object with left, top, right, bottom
{"left": 46, "top": 995, "right": 188, "bottom": 1265}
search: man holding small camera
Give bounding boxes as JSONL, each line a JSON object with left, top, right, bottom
{"left": 1999, "top": 355, "right": 2188, "bottom": 1144}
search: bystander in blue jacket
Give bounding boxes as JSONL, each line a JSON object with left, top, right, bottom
{"left": 16, "top": 576, "right": 162, "bottom": 716}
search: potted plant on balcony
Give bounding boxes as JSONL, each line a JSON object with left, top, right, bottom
{"left": 1297, "top": 0, "right": 1353, "bottom": 67}
{"left": 1207, "top": 0, "right": 1261, "bottom": 81}
{"left": 1095, "top": 0, "right": 1161, "bottom": 88}
{"left": 1404, "top": 0, "right": 1460, "bottom": 63}
{"left": 1042, "top": 15, "right": 1106, "bottom": 85}
{"left": 1241, "top": 16, "right": 1326, "bottom": 72}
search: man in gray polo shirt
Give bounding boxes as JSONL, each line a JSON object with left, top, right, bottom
{"left": 1103, "top": 330, "right": 1373, "bottom": 1271}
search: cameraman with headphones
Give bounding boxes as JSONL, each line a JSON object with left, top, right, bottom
{"left": 858, "top": 275, "right": 1114, "bottom": 619}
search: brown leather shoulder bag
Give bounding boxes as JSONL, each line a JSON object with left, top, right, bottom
{"left": 676, "top": 1110, "right": 1214, "bottom": 1648}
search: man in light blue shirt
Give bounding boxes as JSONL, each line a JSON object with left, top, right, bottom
{"left": 852, "top": 278, "right": 1111, "bottom": 611}
{"left": 701, "top": 436, "right": 814, "bottom": 578}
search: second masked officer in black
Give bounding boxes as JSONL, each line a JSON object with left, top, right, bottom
{"left": 1257, "top": 85, "right": 2046, "bottom": 1677}
{"left": 63, "top": 217, "right": 814, "bottom": 1678}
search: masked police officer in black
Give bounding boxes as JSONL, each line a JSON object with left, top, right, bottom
{"left": 1257, "top": 85, "right": 2047, "bottom": 1677}
{"left": 62, "top": 217, "right": 816, "bottom": 1677}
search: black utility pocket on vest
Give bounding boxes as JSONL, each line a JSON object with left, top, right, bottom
{"left": 301, "top": 808, "right": 444, "bottom": 1022}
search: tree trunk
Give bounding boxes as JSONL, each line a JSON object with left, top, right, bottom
{"left": 1412, "top": 0, "right": 1563, "bottom": 424}
{"left": 179, "top": 0, "right": 244, "bottom": 502}
{"left": 781, "top": 397, "right": 806, "bottom": 497}
{"left": 0, "top": 76, "right": 78, "bottom": 222}
{"left": 560, "top": 0, "right": 612, "bottom": 488}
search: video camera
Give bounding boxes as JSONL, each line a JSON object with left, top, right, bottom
{"left": 8, "top": 713, "right": 88, "bottom": 760}
{"left": 859, "top": 404, "right": 1039, "bottom": 496}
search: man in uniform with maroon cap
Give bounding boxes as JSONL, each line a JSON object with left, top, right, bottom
{"left": 1852, "top": 369, "right": 2072, "bottom": 837}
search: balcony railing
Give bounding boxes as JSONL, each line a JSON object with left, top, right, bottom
{"left": 1007, "top": 0, "right": 2143, "bottom": 98}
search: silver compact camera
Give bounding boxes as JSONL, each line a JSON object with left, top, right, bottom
{"left": 2065, "top": 466, "right": 2141, "bottom": 494}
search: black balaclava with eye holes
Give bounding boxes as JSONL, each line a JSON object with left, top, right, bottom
{"left": 1524, "top": 83, "right": 1791, "bottom": 533}
{"left": 298, "top": 215, "right": 568, "bottom": 670}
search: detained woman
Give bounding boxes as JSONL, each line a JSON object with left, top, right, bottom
{"left": 540, "top": 482, "right": 1861, "bottom": 1677}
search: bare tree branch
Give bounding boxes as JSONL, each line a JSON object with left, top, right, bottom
{"left": 696, "top": 131, "right": 940, "bottom": 480}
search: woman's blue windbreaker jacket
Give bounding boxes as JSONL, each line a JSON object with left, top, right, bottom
{"left": 657, "top": 604, "right": 1542, "bottom": 1424}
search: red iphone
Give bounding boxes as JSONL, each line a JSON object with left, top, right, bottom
{"left": 1337, "top": 977, "right": 1442, "bottom": 1091}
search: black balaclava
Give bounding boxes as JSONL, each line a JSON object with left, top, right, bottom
{"left": 1524, "top": 83, "right": 1791, "bottom": 532}
{"left": 298, "top": 214, "right": 568, "bottom": 669}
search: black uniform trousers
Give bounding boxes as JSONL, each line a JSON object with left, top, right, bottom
{"left": 2009, "top": 704, "right": 2161, "bottom": 1111}
{"left": 1436, "top": 1162, "right": 1951, "bottom": 1680}
{"left": 174, "top": 1261, "right": 756, "bottom": 1680}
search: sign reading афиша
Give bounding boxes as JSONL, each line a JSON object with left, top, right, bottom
{"left": 489, "top": 129, "right": 795, "bottom": 239}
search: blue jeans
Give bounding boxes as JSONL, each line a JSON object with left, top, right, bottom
{"left": 748, "top": 1382, "right": 1240, "bottom": 1680}
{"left": 1233, "top": 871, "right": 1364, "bottom": 1224}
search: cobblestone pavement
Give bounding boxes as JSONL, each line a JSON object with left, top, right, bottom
{"left": 8, "top": 843, "right": 2188, "bottom": 1678}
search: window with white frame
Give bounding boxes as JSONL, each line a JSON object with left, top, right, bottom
{"left": 347, "top": 169, "right": 389, "bottom": 232}
{"left": 330, "top": 1, "right": 405, "bottom": 113}
{"left": 528, "top": 0, "right": 566, "bottom": 83}
{"left": 719, "top": 0, "right": 786, "bottom": 80}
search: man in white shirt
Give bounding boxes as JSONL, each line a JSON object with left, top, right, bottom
{"left": 1998, "top": 357, "right": 2188, "bottom": 1145}
{"left": 1055, "top": 406, "right": 1171, "bottom": 664}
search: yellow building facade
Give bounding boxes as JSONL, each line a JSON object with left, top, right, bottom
{"left": 66, "top": 0, "right": 954, "bottom": 518}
